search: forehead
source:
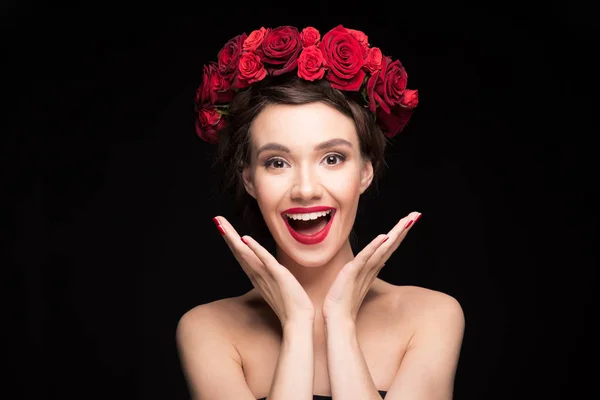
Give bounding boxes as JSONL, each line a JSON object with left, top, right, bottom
{"left": 249, "top": 102, "right": 357, "bottom": 149}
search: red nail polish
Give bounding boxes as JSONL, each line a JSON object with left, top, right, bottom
{"left": 381, "top": 236, "right": 389, "bottom": 244}
{"left": 212, "top": 217, "right": 220, "bottom": 226}
{"left": 414, "top": 213, "right": 422, "bottom": 223}
{"left": 404, "top": 219, "right": 414, "bottom": 229}
{"left": 216, "top": 224, "right": 226, "bottom": 236}
{"left": 241, "top": 237, "right": 248, "bottom": 245}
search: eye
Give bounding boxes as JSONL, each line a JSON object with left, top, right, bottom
{"left": 322, "top": 153, "right": 346, "bottom": 166}
{"left": 263, "top": 157, "right": 289, "bottom": 169}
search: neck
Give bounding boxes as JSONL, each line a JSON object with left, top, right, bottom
{"left": 274, "top": 239, "right": 356, "bottom": 316}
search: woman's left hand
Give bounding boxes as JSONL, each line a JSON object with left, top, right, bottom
{"left": 322, "top": 211, "right": 421, "bottom": 323}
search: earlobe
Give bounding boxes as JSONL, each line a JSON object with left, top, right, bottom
{"left": 242, "top": 167, "right": 256, "bottom": 199}
{"left": 359, "top": 161, "right": 374, "bottom": 194}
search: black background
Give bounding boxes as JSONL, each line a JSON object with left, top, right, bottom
{"left": 5, "top": 1, "right": 598, "bottom": 399}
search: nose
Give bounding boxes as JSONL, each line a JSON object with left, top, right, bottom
{"left": 290, "top": 163, "right": 323, "bottom": 201}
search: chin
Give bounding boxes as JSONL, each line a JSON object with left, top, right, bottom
{"left": 274, "top": 229, "right": 347, "bottom": 269}
{"left": 288, "top": 253, "right": 333, "bottom": 268}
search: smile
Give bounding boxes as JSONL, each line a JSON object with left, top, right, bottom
{"left": 281, "top": 206, "right": 336, "bottom": 245}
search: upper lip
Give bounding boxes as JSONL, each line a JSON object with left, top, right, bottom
{"left": 281, "top": 206, "right": 335, "bottom": 215}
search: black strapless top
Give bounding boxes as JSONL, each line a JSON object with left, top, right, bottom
{"left": 258, "top": 390, "right": 387, "bottom": 399}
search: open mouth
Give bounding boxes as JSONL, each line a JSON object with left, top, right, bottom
{"left": 281, "top": 208, "right": 336, "bottom": 245}
{"left": 286, "top": 211, "right": 333, "bottom": 235}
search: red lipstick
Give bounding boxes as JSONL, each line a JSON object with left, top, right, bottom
{"left": 281, "top": 206, "right": 336, "bottom": 245}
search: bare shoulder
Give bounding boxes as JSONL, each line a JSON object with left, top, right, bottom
{"left": 176, "top": 296, "right": 268, "bottom": 399}
{"left": 176, "top": 292, "right": 268, "bottom": 348}
{"left": 176, "top": 298, "right": 235, "bottom": 354}
{"left": 177, "top": 295, "right": 250, "bottom": 337}
{"left": 375, "top": 290, "right": 464, "bottom": 398}
{"left": 389, "top": 285, "right": 465, "bottom": 327}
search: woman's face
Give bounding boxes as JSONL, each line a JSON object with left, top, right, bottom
{"left": 243, "top": 102, "right": 373, "bottom": 267}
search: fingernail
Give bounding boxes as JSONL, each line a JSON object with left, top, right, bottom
{"left": 381, "top": 236, "right": 389, "bottom": 244}
{"left": 212, "top": 217, "right": 225, "bottom": 235}
{"left": 414, "top": 213, "right": 422, "bottom": 223}
{"left": 241, "top": 237, "right": 248, "bottom": 245}
{"left": 404, "top": 219, "right": 414, "bottom": 229}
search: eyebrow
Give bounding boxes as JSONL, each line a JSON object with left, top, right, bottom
{"left": 256, "top": 138, "right": 354, "bottom": 157}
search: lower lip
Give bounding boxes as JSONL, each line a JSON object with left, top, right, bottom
{"left": 282, "top": 211, "right": 336, "bottom": 245}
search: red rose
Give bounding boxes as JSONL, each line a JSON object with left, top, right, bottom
{"left": 233, "top": 52, "right": 267, "bottom": 89}
{"left": 347, "top": 28, "right": 369, "bottom": 51}
{"left": 243, "top": 27, "right": 270, "bottom": 52}
{"left": 217, "top": 33, "right": 247, "bottom": 80}
{"left": 319, "top": 25, "right": 366, "bottom": 91}
{"left": 400, "top": 89, "right": 419, "bottom": 108}
{"left": 195, "top": 107, "right": 227, "bottom": 144}
{"left": 382, "top": 59, "right": 408, "bottom": 106}
{"left": 366, "top": 61, "right": 385, "bottom": 113}
{"left": 196, "top": 62, "right": 234, "bottom": 107}
{"left": 364, "top": 47, "right": 382, "bottom": 74}
{"left": 256, "top": 26, "right": 302, "bottom": 76}
{"left": 376, "top": 104, "right": 415, "bottom": 138}
{"left": 366, "top": 56, "right": 408, "bottom": 113}
{"left": 297, "top": 45, "right": 327, "bottom": 81}
{"left": 300, "top": 27, "right": 321, "bottom": 47}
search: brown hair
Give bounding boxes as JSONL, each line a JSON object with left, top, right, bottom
{"left": 213, "top": 74, "right": 388, "bottom": 246}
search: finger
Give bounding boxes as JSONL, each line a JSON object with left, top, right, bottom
{"left": 379, "top": 211, "right": 422, "bottom": 264}
{"left": 213, "top": 216, "right": 263, "bottom": 276}
{"left": 392, "top": 211, "right": 421, "bottom": 244}
{"left": 363, "top": 211, "right": 421, "bottom": 275}
{"left": 352, "top": 233, "right": 389, "bottom": 272}
{"left": 358, "top": 213, "right": 420, "bottom": 293}
{"left": 400, "top": 211, "right": 421, "bottom": 235}
{"left": 386, "top": 211, "right": 421, "bottom": 238}
{"left": 351, "top": 233, "right": 393, "bottom": 292}
{"left": 213, "top": 215, "right": 241, "bottom": 240}
{"left": 240, "top": 235, "right": 282, "bottom": 277}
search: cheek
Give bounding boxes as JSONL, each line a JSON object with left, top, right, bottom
{"left": 325, "top": 170, "right": 362, "bottom": 201}
{"left": 254, "top": 175, "right": 285, "bottom": 207}
{"left": 334, "top": 179, "right": 361, "bottom": 197}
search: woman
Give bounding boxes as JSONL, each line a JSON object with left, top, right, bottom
{"left": 176, "top": 25, "right": 465, "bottom": 400}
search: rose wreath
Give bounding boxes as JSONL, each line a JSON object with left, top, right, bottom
{"left": 195, "top": 25, "right": 419, "bottom": 144}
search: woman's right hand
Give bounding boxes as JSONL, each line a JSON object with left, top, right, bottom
{"left": 213, "top": 216, "right": 315, "bottom": 326}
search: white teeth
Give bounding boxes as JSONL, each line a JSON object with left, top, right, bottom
{"left": 285, "top": 209, "right": 332, "bottom": 221}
